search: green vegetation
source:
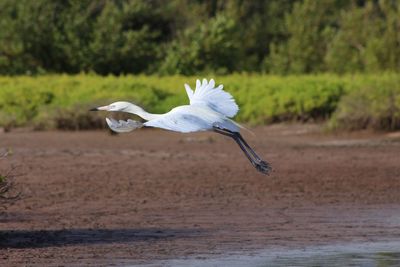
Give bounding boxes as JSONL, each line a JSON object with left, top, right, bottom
{"left": 0, "top": 149, "right": 19, "bottom": 209}
{"left": 0, "top": 74, "right": 399, "bottom": 131}
{"left": 0, "top": 0, "right": 399, "bottom": 75}
{"left": 1, "top": 1, "right": 398, "bottom": 132}
{"left": 329, "top": 77, "right": 400, "bottom": 131}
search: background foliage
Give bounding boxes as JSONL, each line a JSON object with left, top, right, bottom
{"left": 0, "top": 0, "right": 399, "bottom": 131}
{"left": 1, "top": 0, "right": 399, "bottom": 75}
{"left": 0, "top": 74, "right": 399, "bottom": 131}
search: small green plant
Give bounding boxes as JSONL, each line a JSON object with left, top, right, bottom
{"left": 0, "top": 149, "right": 20, "bottom": 210}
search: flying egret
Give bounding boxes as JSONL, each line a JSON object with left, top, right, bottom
{"left": 90, "top": 79, "right": 271, "bottom": 174}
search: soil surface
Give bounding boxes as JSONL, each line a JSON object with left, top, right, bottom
{"left": 1, "top": 124, "right": 400, "bottom": 266}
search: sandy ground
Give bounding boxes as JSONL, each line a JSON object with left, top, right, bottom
{"left": 0, "top": 124, "right": 400, "bottom": 266}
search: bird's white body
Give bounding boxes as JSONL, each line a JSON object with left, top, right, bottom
{"left": 101, "top": 79, "right": 240, "bottom": 134}
{"left": 93, "top": 78, "right": 271, "bottom": 174}
{"left": 144, "top": 105, "right": 239, "bottom": 133}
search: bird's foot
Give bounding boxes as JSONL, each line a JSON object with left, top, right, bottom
{"left": 253, "top": 160, "right": 272, "bottom": 175}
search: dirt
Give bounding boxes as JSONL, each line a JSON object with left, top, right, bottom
{"left": 1, "top": 124, "right": 400, "bottom": 266}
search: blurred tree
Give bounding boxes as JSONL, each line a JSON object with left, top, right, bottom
{"left": 221, "top": 0, "right": 296, "bottom": 72}
{"left": 325, "top": 0, "right": 400, "bottom": 73}
{"left": 89, "top": 0, "right": 173, "bottom": 74}
{"left": 0, "top": 0, "right": 54, "bottom": 74}
{"left": 160, "top": 13, "right": 239, "bottom": 75}
{"left": 0, "top": 0, "right": 399, "bottom": 75}
{"left": 379, "top": 0, "right": 400, "bottom": 72}
{"left": 161, "top": 0, "right": 295, "bottom": 74}
{"left": 325, "top": 1, "right": 381, "bottom": 73}
{"left": 267, "top": 0, "right": 349, "bottom": 74}
{"left": 0, "top": 0, "right": 175, "bottom": 75}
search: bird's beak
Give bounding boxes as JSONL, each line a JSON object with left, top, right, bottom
{"left": 89, "top": 105, "right": 109, "bottom": 111}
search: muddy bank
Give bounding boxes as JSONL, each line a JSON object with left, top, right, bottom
{"left": 1, "top": 124, "right": 400, "bottom": 266}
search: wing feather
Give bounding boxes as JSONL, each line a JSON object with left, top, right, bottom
{"left": 184, "top": 79, "right": 239, "bottom": 118}
{"left": 106, "top": 118, "right": 143, "bottom": 133}
{"left": 184, "top": 84, "right": 194, "bottom": 99}
{"left": 185, "top": 79, "right": 239, "bottom": 118}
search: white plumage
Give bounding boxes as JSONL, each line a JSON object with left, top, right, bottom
{"left": 144, "top": 105, "right": 239, "bottom": 133}
{"left": 99, "top": 78, "right": 239, "bottom": 133}
{"left": 91, "top": 79, "right": 271, "bottom": 174}
{"left": 184, "top": 78, "right": 239, "bottom": 118}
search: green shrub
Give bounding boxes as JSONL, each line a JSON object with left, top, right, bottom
{"left": 223, "top": 75, "right": 345, "bottom": 124}
{"left": 328, "top": 77, "right": 400, "bottom": 131}
{"left": 0, "top": 74, "right": 399, "bottom": 131}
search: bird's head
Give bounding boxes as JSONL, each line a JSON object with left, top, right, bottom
{"left": 90, "top": 101, "right": 130, "bottom": 112}
{"left": 90, "top": 101, "right": 144, "bottom": 133}
{"left": 90, "top": 101, "right": 145, "bottom": 114}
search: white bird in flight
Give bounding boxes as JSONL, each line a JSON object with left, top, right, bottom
{"left": 90, "top": 79, "right": 271, "bottom": 174}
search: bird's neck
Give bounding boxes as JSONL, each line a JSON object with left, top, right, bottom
{"left": 136, "top": 110, "right": 161, "bottom": 121}
{"left": 125, "top": 104, "right": 161, "bottom": 121}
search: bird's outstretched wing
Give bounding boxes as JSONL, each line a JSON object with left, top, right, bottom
{"left": 184, "top": 79, "right": 239, "bottom": 118}
{"left": 106, "top": 118, "right": 143, "bottom": 133}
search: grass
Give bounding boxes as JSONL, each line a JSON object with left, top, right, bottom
{"left": 0, "top": 73, "right": 399, "bottom": 131}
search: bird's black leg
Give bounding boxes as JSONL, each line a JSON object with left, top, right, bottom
{"left": 214, "top": 128, "right": 255, "bottom": 166}
{"left": 213, "top": 126, "right": 272, "bottom": 175}
{"left": 234, "top": 132, "right": 268, "bottom": 163}
{"left": 233, "top": 132, "right": 272, "bottom": 175}
{"left": 235, "top": 131, "right": 272, "bottom": 174}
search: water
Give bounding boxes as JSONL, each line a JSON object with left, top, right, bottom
{"left": 138, "top": 241, "right": 400, "bottom": 267}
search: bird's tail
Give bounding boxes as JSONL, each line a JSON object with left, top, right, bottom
{"left": 229, "top": 119, "right": 255, "bottom": 136}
